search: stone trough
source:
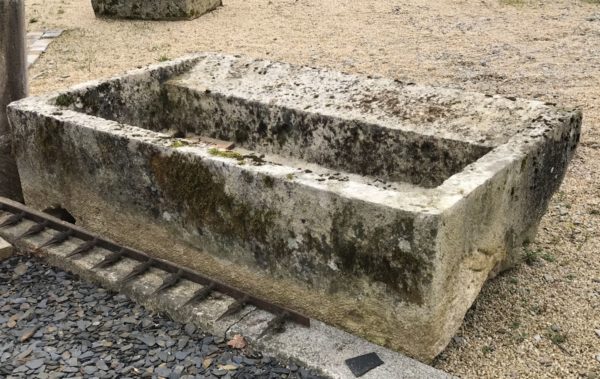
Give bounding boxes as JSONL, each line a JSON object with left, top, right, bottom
{"left": 7, "top": 53, "right": 581, "bottom": 361}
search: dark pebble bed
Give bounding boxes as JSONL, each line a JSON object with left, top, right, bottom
{"left": 0, "top": 255, "right": 324, "bottom": 379}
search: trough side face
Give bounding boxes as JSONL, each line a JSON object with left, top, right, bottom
{"left": 427, "top": 107, "right": 581, "bottom": 355}
{"left": 7, "top": 95, "right": 447, "bottom": 360}
{"left": 6, "top": 54, "right": 582, "bottom": 361}
{"left": 91, "top": 0, "right": 222, "bottom": 20}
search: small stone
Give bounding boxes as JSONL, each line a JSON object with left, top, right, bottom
{"left": 26, "top": 358, "right": 45, "bottom": 369}
{"left": 14, "top": 365, "right": 29, "bottom": 373}
{"left": 20, "top": 326, "right": 39, "bottom": 342}
{"left": 13, "top": 263, "right": 28, "bottom": 277}
{"left": 96, "top": 360, "right": 109, "bottom": 371}
{"left": 595, "top": 329, "right": 600, "bottom": 338}
{"left": 452, "top": 336, "right": 467, "bottom": 346}
{"left": 184, "top": 324, "right": 196, "bottom": 336}
{"left": 139, "top": 334, "right": 156, "bottom": 347}
{"left": 543, "top": 274, "right": 554, "bottom": 283}
{"left": 155, "top": 366, "right": 171, "bottom": 377}
{"left": 272, "top": 367, "right": 291, "bottom": 374}
{"left": 169, "top": 365, "right": 184, "bottom": 379}
{"left": 219, "top": 364, "right": 238, "bottom": 371}
{"left": 595, "top": 354, "right": 600, "bottom": 363}
{"left": 212, "top": 369, "right": 227, "bottom": 377}
{"left": 84, "top": 365, "right": 98, "bottom": 375}
{"left": 551, "top": 324, "right": 561, "bottom": 332}
{"left": 533, "top": 335, "right": 542, "bottom": 344}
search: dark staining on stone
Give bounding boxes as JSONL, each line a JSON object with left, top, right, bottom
{"left": 149, "top": 151, "right": 279, "bottom": 253}
{"left": 147, "top": 149, "right": 430, "bottom": 302}
{"left": 54, "top": 93, "right": 75, "bottom": 107}
{"left": 327, "top": 206, "right": 429, "bottom": 305}
{"left": 162, "top": 84, "right": 492, "bottom": 187}
{"left": 57, "top": 63, "right": 491, "bottom": 188}
{"left": 262, "top": 175, "right": 275, "bottom": 188}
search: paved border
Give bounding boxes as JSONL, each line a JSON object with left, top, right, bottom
{"left": 26, "top": 30, "right": 63, "bottom": 67}
{"left": 0, "top": 213, "right": 453, "bottom": 379}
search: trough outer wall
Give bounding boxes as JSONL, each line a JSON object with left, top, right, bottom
{"left": 5, "top": 56, "right": 582, "bottom": 362}
{"left": 429, "top": 109, "right": 581, "bottom": 356}
{"left": 7, "top": 99, "right": 450, "bottom": 361}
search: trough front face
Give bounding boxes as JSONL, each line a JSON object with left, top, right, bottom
{"left": 7, "top": 54, "right": 581, "bottom": 361}
{"left": 91, "top": 0, "right": 222, "bottom": 20}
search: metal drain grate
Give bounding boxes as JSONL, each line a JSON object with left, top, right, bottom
{"left": 0, "top": 197, "right": 310, "bottom": 335}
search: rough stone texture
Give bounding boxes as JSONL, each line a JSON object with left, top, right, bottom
{"left": 0, "top": 214, "right": 451, "bottom": 379}
{"left": 6, "top": 53, "right": 581, "bottom": 361}
{"left": 0, "top": 237, "right": 13, "bottom": 261}
{"left": 91, "top": 0, "right": 222, "bottom": 20}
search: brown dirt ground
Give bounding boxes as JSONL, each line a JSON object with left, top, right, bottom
{"left": 24, "top": 0, "right": 600, "bottom": 377}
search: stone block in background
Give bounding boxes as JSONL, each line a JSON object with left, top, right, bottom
{"left": 91, "top": 0, "right": 222, "bottom": 20}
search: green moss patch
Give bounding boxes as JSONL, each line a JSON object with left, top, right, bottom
{"left": 208, "top": 147, "right": 244, "bottom": 161}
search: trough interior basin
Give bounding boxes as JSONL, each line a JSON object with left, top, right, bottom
{"left": 57, "top": 60, "right": 501, "bottom": 188}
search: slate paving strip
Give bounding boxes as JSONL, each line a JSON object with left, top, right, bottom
{"left": 0, "top": 255, "right": 323, "bottom": 379}
{"left": 26, "top": 30, "right": 63, "bottom": 68}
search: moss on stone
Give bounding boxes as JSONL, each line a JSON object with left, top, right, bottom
{"left": 149, "top": 151, "right": 278, "bottom": 247}
{"left": 208, "top": 147, "right": 244, "bottom": 161}
{"left": 54, "top": 93, "right": 75, "bottom": 107}
{"left": 170, "top": 140, "right": 188, "bottom": 148}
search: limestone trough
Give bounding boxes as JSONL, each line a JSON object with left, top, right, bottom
{"left": 7, "top": 53, "right": 581, "bottom": 361}
{"left": 91, "top": 0, "right": 222, "bottom": 20}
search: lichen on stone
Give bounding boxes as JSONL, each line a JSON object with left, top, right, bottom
{"left": 208, "top": 147, "right": 244, "bottom": 161}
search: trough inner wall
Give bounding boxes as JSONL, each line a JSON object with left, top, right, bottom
{"left": 58, "top": 72, "right": 492, "bottom": 188}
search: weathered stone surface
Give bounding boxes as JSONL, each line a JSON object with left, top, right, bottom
{"left": 6, "top": 53, "right": 581, "bottom": 361}
{"left": 91, "top": 0, "right": 222, "bottom": 20}
{"left": 0, "top": 237, "right": 13, "bottom": 261}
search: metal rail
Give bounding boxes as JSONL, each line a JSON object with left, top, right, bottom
{"left": 0, "top": 197, "right": 310, "bottom": 330}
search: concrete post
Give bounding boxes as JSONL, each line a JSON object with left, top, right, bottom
{"left": 0, "top": 0, "right": 25, "bottom": 202}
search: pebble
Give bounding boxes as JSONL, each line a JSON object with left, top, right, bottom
{"left": 0, "top": 256, "right": 323, "bottom": 378}
{"left": 452, "top": 336, "right": 467, "bottom": 346}
{"left": 26, "top": 358, "right": 45, "bottom": 369}
{"left": 155, "top": 366, "right": 171, "bottom": 377}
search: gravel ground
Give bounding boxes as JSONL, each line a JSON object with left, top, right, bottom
{"left": 17, "top": 0, "right": 600, "bottom": 377}
{"left": 0, "top": 255, "right": 323, "bottom": 379}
